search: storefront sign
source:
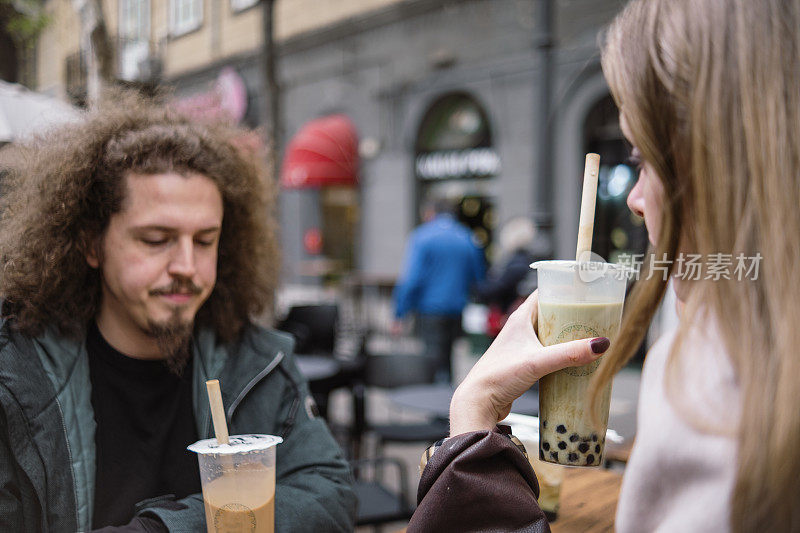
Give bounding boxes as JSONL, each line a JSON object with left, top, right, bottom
{"left": 415, "top": 148, "right": 501, "bottom": 180}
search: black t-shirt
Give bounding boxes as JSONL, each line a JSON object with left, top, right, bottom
{"left": 87, "top": 322, "right": 202, "bottom": 528}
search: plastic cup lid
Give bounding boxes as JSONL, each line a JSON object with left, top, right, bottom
{"left": 187, "top": 434, "right": 283, "bottom": 455}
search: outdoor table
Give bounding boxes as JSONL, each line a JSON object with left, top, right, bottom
{"left": 387, "top": 383, "right": 539, "bottom": 419}
{"left": 550, "top": 466, "right": 623, "bottom": 532}
{"left": 295, "top": 354, "right": 342, "bottom": 382}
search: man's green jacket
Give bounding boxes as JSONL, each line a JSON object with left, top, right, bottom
{"left": 0, "top": 320, "right": 356, "bottom": 531}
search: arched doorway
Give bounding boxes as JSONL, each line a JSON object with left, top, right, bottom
{"left": 414, "top": 92, "right": 500, "bottom": 258}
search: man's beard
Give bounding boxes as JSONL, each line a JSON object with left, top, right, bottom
{"left": 147, "top": 308, "right": 194, "bottom": 376}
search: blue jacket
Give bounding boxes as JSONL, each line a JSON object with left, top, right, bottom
{"left": 0, "top": 321, "right": 356, "bottom": 532}
{"left": 394, "top": 214, "right": 485, "bottom": 318}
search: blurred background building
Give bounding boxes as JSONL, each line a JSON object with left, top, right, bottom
{"left": 1, "top": 0, "right": 650, "bottom": 309}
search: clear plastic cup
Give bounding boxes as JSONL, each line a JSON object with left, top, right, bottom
{"left": 532, "top": 260, "right": 627, "bottom": 467}
{"left": 188, "top": 434, "right": 282, "bottom": 533}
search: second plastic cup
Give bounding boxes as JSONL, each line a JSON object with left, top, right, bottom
{"left": 188, "top": 434, "right": 282, "bottom": 533}
{"left": 532, "top": 260, "right": 626, "bottom": 467}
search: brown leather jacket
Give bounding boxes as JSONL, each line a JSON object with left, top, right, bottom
{"left": 408, "top": 427, "right": 550, "bottom": 533}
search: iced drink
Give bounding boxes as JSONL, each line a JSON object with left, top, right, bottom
{"left": 188, "top": 434, "right": 282, "bottom": 533}
{"left": 532, "top": 261, "right": 626, "bottom": 467}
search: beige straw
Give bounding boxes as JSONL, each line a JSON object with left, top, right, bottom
{"left": 206, "top": 379, "right": 230, "bottom": 445}
{"left": 576, "top": 153, "right": 601, "bottom": 261}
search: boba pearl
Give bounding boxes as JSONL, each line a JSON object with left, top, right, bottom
{"left": 595, "top": 444, "right": 601, "bottom": 454}
{"left": 578, "top": 442, "right": 590, "bottom": 453}
{"left": 586, "top": 454, "right": 595, "bottom": 464}
{"left": 556, "top": 425, "right": 567, "bottom": 434}
{"left": 550, "top": 452, "right": 559, "bottom": 461}
{"left": 569, "top": 434, "right": 579, "bottom": 442}
{"left": 542, "top": 441, "right": 551, "bottom": 451}
{"left": 558, "top": 441, "right": 567, "bottom": 450}
{"left": 591, "top": 434, "right": 598, "bottom": 442}
{"left": 568, "top": 452, "right": 578, "bottom": 462}
{"left": 540, "top": 450, "right": 545, "bottom": 460}
{"left": 543, "top": 420, "right": 548, "bottom": 428}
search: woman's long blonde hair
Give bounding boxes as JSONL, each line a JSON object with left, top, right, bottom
{"left": 591, "top": 0, "right": 800, "bottom": 530}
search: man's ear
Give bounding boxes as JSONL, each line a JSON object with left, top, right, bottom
{"left": 83, "top": 234, "right": 102, "bottom": 269}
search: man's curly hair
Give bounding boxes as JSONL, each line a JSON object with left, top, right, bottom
{"left": 0, "top": 90, "right": 278, "bottom": 342}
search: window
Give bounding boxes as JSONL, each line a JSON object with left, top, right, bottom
{"left": 231, "top": 0, "right": 258, "bottom": 12}
{"left": 119, "top": 0, "right": 150, "bottom": 81}
{"left": 169, "top": 0, "right": 203, "bottom": 37}
{"left": 119, "top": 0, "right": 149, "bottom": 41}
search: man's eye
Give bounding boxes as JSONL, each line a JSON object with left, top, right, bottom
{"left": 195, "top": 237, "right": 217, "bottom": 247}
{"left": 142, "top": 238, "right": 168, "bottom": 246}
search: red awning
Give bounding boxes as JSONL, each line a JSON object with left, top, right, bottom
{"left": 281, "top": 114, "right": 359, "bottom": 189}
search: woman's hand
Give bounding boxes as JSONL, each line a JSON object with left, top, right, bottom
{"left": 449, "top": 290, "right": 610, "bottom": 436}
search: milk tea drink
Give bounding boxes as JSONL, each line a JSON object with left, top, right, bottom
{"left": 188, "top": 434, "right": 282, "bottom": 533}
{"left": 532, "top": 261, "right": 626, "bottom": 467}
{"left": 203, "top": 468, "right": 275, "bottom": 532}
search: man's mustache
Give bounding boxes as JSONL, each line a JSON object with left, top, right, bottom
{"left": 150, "top": 280, "right": 202, "bottom": 296}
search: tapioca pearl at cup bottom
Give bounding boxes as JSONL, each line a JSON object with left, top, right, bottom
{"left": 578, "top": 442, "right": 590, "bottom": 453}
{"left": 556, "top": 425, "right": 567, "bottom": 434}
{"left": 550, "top": 452, "right": 559, "bottom": 461}
{"left": 595, "top": 444, "right": 601, "bottom": 453}
{"left": 540, "top": 450, "right": 545, "bottom": 460}
{"left": 586, "top": 454, "right": 595, "bottom": 465}
{"left": 569, "top": 434, "right": 579, "bottom": 442}
{"left": 568, "top": 453, "right": 578, "bottom": 462}
{"left": 542, "top": 441, "right": 551, "bottom": 451}
{"left": 591, "top": 434, "right": 598, "bottom": 442}
{"left": 557, "top": 441, "right": 567, "bottom": 450}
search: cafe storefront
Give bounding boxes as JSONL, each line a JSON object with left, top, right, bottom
{"left": 414, "top": 92, "right": 500, "bottom": 260}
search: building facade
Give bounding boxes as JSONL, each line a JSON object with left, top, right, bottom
{"left": 21, "top": 0, "right": 646, "bottom": 289}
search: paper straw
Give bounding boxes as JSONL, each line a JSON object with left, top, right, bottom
{"left": 206, "top": 379, "right": 230, "bottom": 445}
{"left": 576, "top": 153, "right": 601, "bottom": 261}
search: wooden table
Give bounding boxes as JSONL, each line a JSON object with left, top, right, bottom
{"left": 550, "top": 467, "right": 623, "bottom": 532}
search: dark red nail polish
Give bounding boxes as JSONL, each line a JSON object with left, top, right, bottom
{"left": 590, "top": 337, "right": 610, "bottom": 354}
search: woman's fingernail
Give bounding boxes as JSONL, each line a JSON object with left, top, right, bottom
{"left": 590, "top": 337, "right": 610, "bottom": 354}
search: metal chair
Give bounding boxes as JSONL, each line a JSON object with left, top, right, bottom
{"left": 364, "top": 350, "right": 450, "bottom": 455}
{"left": 276, "top": 304, "right": 339, "bottom": 355}
{"left": 350, "top": 457, "right": 414, "bottom": 532}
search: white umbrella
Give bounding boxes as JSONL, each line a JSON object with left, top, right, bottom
{"left": 0, "top": 81, "right": 81, "bottom": 143}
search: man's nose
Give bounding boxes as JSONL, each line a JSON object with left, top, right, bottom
{"left": 168, "top": 238, "right": 197, "bottom": 278}
{"left": 627, "top": 179, "right": 645, "bottom": 218}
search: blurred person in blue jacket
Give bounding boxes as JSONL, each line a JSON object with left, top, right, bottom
{"left": 392, "top": 197, "right": 485, "bottom": 383}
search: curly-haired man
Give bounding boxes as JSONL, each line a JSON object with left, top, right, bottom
{"left": 0, "top": 92, "right": 355, "bottom": 532}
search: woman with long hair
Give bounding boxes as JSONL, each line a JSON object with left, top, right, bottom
{"left": 409, "top": 0, "right": 800, "bottom": 531}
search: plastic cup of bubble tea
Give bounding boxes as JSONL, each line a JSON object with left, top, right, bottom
{"left": 188, "top": 434, "right": 282, "bottom": 533}
{"left": 504, "top": 414, "right": 565, "bottom": 522}
{"left": 532, "top": 260, "right": 627, "bottom": 467}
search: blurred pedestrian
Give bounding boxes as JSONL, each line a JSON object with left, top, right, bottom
{"left": 392, "top": 196, "right": 485, "bottom": 383}
{"left": 476, "top": 217, "right": 539, "bottom": 337}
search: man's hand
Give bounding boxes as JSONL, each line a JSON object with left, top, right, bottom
{"left": 449, "top": 290, "right": 610, "bottom": 436}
